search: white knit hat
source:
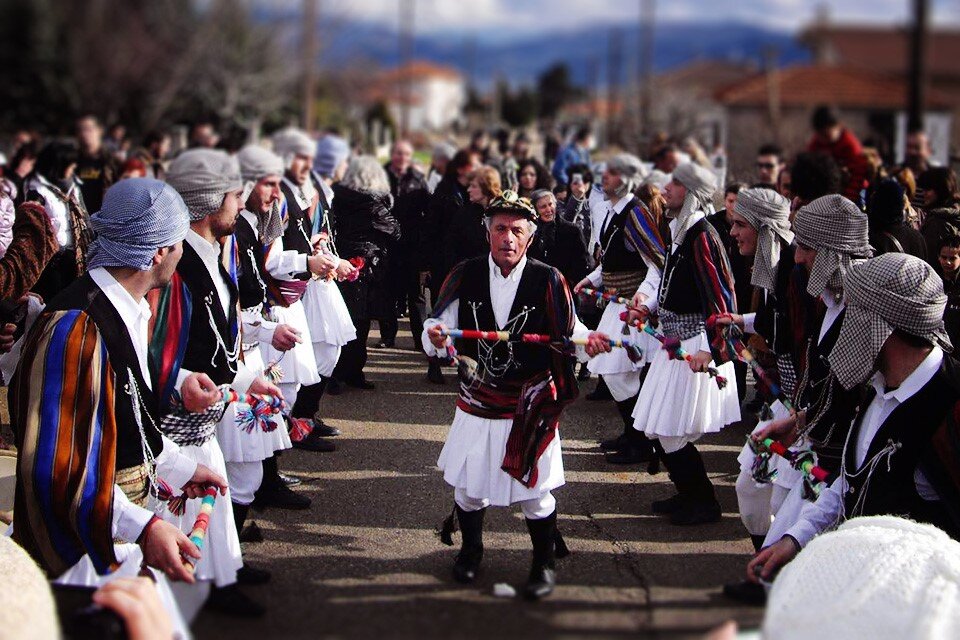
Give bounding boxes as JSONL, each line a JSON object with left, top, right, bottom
{"left": 764, "top": 516, "right": 960, "bottom": 640}
{"left": 0, "top": 536, "right": 58, "bottom": 640}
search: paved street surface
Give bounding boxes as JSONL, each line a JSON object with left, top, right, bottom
{"left": 193, "top": 321, "right": 765, "bottom": 639}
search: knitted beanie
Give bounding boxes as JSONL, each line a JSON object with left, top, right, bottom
{"left": 764, "top": 516, "right": 960, "bottom": 639}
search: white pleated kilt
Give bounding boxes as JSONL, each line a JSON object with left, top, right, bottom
{"left": 437, "top": 408, "right": 564, "bottom": 506}
{"left": 217, "top": 347, "right": 290, "bottom": 463}
{"left": 55, "top": 544, "right": 192, "bottom": 638}
{"left": 587, "top": 302, "right": 653, "bottom": 375}
{"left": 154, "top": 438, "right": 242, "bottom": 588}
{"left": 736, "top": 401, "right": 801, "bottom": 491}
{"left": 302, "top": 278, "right": 357, "bottom": 346}
{"left": 632, "top": 335, "right": 740, "bottom": 437}
{"left": 260, "top": 300, "right": 321, "bottom": 386}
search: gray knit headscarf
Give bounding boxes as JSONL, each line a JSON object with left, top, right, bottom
{"left": 669, "top": 162, "right": 717, "bottom": 242}
{"left": 606, "top": 153, "right": 648, "bottom": 200}
{"left": 829, "top": 253, "right": 952, "bottom": 389}
{"left": 166, "top": 149, "right": 243, "bottom": 221}
{"left": 237, "top": 145, "right": 285, "bottom": 245}
{"left": 734, "top": 187, "right": 794, "bottom": 292}
{"left": 793, "top": 195, "right": 873, "bottom": 299}
{"left": 272, "top": 127, "right": 317, "bottom": 169}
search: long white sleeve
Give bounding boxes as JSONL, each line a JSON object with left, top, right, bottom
{"left": 264, "top": 235, "right": 308, "bottom": 281}
{"left": 111, "top": 486, "right": 154, "bottom": 543}
{"left": 783, "top": 475, "right": 847, "bottom": 548}
{"left": 585, "top": 264, "right": 603, "bottom": 288}
{"left": 635, "top": 252, "right": 662, "bottom": 313}
{"left": 241, "top": 308, "right": 279, "bottom": 345}
{"left": 422, "top": 300, "right": 459, "bottom": 358}
{"left": 155, "top": 436, "right": 198, "bottom": 491}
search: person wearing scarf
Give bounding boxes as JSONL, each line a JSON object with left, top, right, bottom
{"left": 262, "top": 128, "right": 340, "bottom": 453}
{"left": 164, "top": 149, "right": 284, "bottom": 617}
{"left": 424, "top": 191, "right": 603, "bottom": 600}
{"left": 749, "top": 253, "right": 960, "bottom": 586}
{"left": 726, "top": 194, "right": 875, "bottom": 605}
{"left": 573, "top": 154, "right": 666, "bottom": 469}
{"left": 629, "top": 162, "right": 741, "bottom": 526}
{"left": 12, "top": 178, "right": 227, "bottom": 635}
{"left": 226, "top": 146, "right": 305, "bottom": 532}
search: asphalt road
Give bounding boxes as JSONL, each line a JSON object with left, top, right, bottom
{"left": 193, "top": 322, "right": 765, "bottom": 639}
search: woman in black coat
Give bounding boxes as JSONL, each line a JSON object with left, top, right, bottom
{"left": 526, "top": 189, "right": 590, "bottom": 287}
{"left": 867, "top": 178, "right": 927, "bottom": 261}
{"left": 332, "top": 156, "right": 401, "bottom": 389}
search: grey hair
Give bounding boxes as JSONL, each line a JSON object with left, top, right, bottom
{"left": 530, "top": 189, "right": 555, "bottom": 206}
{"left": 484, "top": 216, "right": 537, "bottom": 235}
{"left": 340, "top": 155, "right": 391, "bottom": 194}
{"left": 432, "top": 142, "right": 456, "bottom": 161}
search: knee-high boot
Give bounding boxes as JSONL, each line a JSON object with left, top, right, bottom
{"left": 663, "top": 443, "right": 721, "bottom": 526}
{"left": 452, "top": 505, "right": 485, "bottom": 584}
{"left": 523, "top": 511, "right": 558, "bottom": 600}
{"left": 604, "top": 397, "right": 659, "bottom": 474}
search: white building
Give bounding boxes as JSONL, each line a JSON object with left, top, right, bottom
{"left": 375, "top": 61, "right": 466, "bottom": 133}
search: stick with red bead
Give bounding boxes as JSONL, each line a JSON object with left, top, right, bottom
{"left": 220, "top": 389, "right": 284, "bottom": 413}
{"left": 619, "top": 312, "right": 728, "bottom": 389}
{"left": 184, "top": 487, "right": 218, "bottom": 572}
{"left": 579, "top": 287, "right": 644, "bottom": 312}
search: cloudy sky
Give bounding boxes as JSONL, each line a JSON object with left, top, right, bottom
{"left": 261, "top": 0, "right": 960, "bottom": 34}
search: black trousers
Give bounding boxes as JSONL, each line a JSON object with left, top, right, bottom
{"left": 334, "top": 316, "right": 371, "bottom": 383}
{"left": 378, "top": 267, "right": 427, "bottom": 349}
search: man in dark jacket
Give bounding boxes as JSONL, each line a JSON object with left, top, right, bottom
{"left": 381, "top": 140, "right": 430, "bottom": 349}
{"left": 527, "top": 189, "right": 590, "bottom": 287}
{"left": 867, "top": 178, "right": 927, "bottom": 261}
{"left": 75, "top": 115, "right": 118, "bottom": 214}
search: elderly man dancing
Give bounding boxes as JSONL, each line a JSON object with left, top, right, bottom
{"left": 424, "top": 192, "right": 606, "bottom": 599}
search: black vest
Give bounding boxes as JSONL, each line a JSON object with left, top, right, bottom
{"left": 752, "top": 243, "right": 797, "bottom": 356}
{"left": 177, "top": 242, "right": 240, "bottom": 386}
{"left": 455, "top": 257, "right": 554, "bottom": 384}
{"left": 40, "top": 274, "right": 163, "bottom": 470}
{"left": 234, "top": 216, "right": 269, "bottom": 310}
{"left": 659, "top": 218, "right": 714, "bottom": 315}
{"left": 598, "top": 197, "right": 646, "bottom": 274}
{"left": 280, "top": 180, "right": 315, "bottom": 281}
{"left": 842, "top": 356, "right": 960, "bottom": 537}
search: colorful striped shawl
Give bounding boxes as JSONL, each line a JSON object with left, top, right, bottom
{"left": 623, "top": 202, "right": 667, "bottom": 271}
{"left": 147, "top": 274, "right": 193, "bottom": 412}
{"left": 12, "top": 310, "right": 119, "bottom": 576}
{"left": 689, "top": 222, "right": 739, "bottom": 361}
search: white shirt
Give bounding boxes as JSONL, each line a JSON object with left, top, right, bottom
{"left": 264, "top": 193, "right": 310, "bottom": 281}
{"left": 87, "top": 268, "right": 198, "bottom": 543}
{"left": 785, "top": 346, "right": 944, "bottom": 548}
{"left": 819, "top": 290, "right": 845, "bottom": 344}
{"left": 423, "top": 253, "right": 590, "bottom": 357}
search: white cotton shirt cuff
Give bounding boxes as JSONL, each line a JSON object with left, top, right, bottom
{"left": 694, "top": 330, "right": 711, "bottom": 355}
{"left": 422, "top": 318, "right": 449, "bottom": 358}
{"left": 231, "top": 364, "right": 257, "bottom": 396}
{"left": 174, "top": 368, "right": 192, "bottom": 393}
{"left": 571, "top": 315, "right": 591, "bottom": 363}
{"left": 742, "top": 312, "right": 757, "bottom": 335}
{"left": 112, "top": 486, "right": 155, "bottom": 543}
{"left": 783, "top": 520, "right": 819, "bottom": 549}
{"left": 585, "top": 266, "right": 603, "bottom": 288}
{"left": 156, "top": 436, "right": 198, "bottom": 490}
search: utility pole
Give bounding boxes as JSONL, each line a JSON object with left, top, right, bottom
{"left": 908, "top": 0, "right": 929, "bottom": 131}
{"left": 302, "top": 0, "right": 318, "bottom": 131}
{"left": 607, "top": 27, "right": 623, "bottom": 146}
{"left": 399, "top": 0, "right": 415, "bottom": 138}
{"left": 638, "top": 0, "right": 655, "bottom": 142}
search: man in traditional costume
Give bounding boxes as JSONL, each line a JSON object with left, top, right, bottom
{"left": 11, "top": 178, "right": 227, "bottom": 634}
{"left": 424, "top": 191, "right": 606, "bottom": 599}
{"left": 164, "top": 149, "right": 283, "bottom": 617}
{"left": 573, "top": 153, "right": 666, "bottom": 469}
{"left": 264, "top": 128, "right": 340, "bottom": 451}
{"left": 723, "top": 195, "right": 872, "bottom": 603}
{"left": 630, "top": 163, "right": 741, "bottom": 526}
{"left": 229, "top": 146, "right": 304, "bottom": 520}
{"left": 749, "top": 253, "right": 960, "bottom": 584}
{"left": 290, "top": 134, "right": 357, "bottom": 430}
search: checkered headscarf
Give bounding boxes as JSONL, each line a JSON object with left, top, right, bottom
{"left": 829, "top": 253, "right": 952, "bottom": 389}
{"left": 237, "top": 145, "right": 285, "bottom": 245}
{"left": 87, "top": 178, "right": 190, "bottom": 271}
{"left": 793, "top": 195, "right": 873, "bottom": 299}
{"left": 734, "top": 187, "right": 793, "bottom": 291}
{"left": 166, "top": 149, "right": 243, "bottom": 221}
{"left": 669, "top": 162, "right": 717, "bottom": 243}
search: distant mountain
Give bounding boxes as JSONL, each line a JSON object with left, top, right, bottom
{"left": 252, "top": 8, "right": 809, "bottom": 87}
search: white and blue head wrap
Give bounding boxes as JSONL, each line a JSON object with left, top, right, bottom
{"left": 86, "top": 178, "right": 190, "bottom": 271}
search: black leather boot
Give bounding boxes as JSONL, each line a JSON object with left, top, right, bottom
{"left": 523, "top": 511, "right": 558, "bottom": 600}
{"left": 427, "top": 357, "right": 446, "bottom": 384}
{"left": 666, "top": 444, "right": 722, "bottom": 526}
{"left": 253, "top": 456, "right": 311, "bottom": 511}
{"left": 452, "top": 506, "right": 485, "bottom": 584}
{"left": 231, "top": 503, "right": 271, "bottom": 585}
{"left": 603, "top": 397, "right": 660, "bottom": 474}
